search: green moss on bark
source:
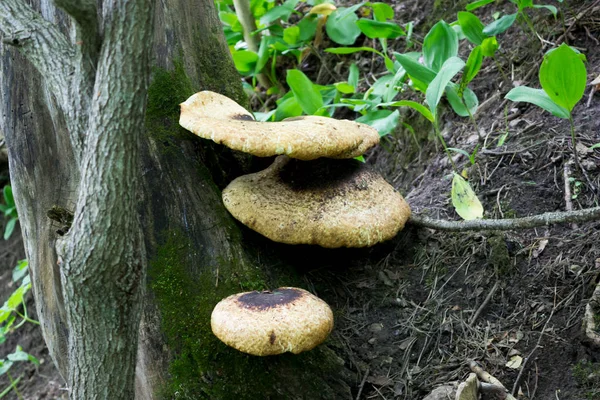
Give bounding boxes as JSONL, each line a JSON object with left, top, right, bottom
{"left": 150, "top": 230, "right": 347, "bottom": 399}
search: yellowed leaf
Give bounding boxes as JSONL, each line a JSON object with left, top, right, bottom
{"left": 506, "top": 355, "right": 523, "bottom": 369}
{"left": 451, "top": 173, "right": 484, "bottom": 220}
{"left": 310, "top": 3, "right": 337, "bottom": 15}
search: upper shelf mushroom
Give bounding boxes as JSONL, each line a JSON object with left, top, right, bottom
{"left": 179, "top": 91, "right": 379, "bottom": 160}
{"left": 211, "top": 287, "right": 334, "bottom": 356}
{"left": 222, "top": 156, "right": 411, "bottom": 248}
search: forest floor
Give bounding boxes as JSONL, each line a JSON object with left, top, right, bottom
{"left": 0, "top": 0, "right": 599, "bottom": 399}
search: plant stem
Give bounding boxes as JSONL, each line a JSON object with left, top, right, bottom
{"left": 568, "top": 116, "right": 598, "bottom": 197}
{"left": 492, "top": 55, "right": 510, "bottom": 84}
{"left": 6, "top": 373, "right": 22, "bottom": 400}
{"left": 519, "top": 11, "right": 538, "bottom": 39}
{"left": 433, "top": 117, "right": 457, "bottom": 171}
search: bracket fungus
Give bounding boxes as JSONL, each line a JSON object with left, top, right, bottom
{"left": 211, "top": 287, "right": 334, "bottom": 356}
{"left": 222, "top": 156, "right": 411, "bottom": 248}
{"left": 179, "top": 91, "right": 379, "bottom": 160}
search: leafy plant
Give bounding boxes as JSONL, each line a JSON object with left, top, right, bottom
{"left": 466, "top": 0, "right": 563, "bottom": 38}
{"left": 505, "top": 44, "right": 592, "bottom": 190}
{"left": 0, "top": 260, "right": 40, "bottom": 399}
{"left": 0, "top": 186, "right": 18, "bottom": 240}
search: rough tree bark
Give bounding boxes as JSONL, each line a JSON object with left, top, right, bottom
{"left": 0, "top": 1, "right": 351, "bottom": 399}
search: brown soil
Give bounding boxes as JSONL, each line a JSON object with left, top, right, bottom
{"left": 1, "top": 0, "right": 599, "bottom": 399}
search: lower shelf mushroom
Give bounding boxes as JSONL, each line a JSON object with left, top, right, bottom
{"left": 222, "top": 156, "right": 411, "bottom": 248}
{"left": 211, "top": 287, "right": 334, "bottom": 356}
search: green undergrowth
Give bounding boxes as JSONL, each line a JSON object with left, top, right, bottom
{"left": 150, "top": 230, "right": 346, "bottom": 399}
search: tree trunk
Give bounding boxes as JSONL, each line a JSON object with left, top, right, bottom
{"left": 0, "top": 1, "right": 352, "bottom": 399}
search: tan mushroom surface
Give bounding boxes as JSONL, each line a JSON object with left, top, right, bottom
{"left": 179, "top": 91, "right": 379, "bottom": 160}
{"left": 222, "top": 156, "right": 411, "bottom": 248}
{"left": 211, "top": 287, "right": 334, "bottom": 356}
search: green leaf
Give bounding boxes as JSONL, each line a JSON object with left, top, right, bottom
{"left": 423, "top": 20, "right": 458, "bottom": 72}
{"left": 348, "top": 63, "right": 359, "bottom": 89}
{"left": 457, "top": 11, "right": 486, "bottom": 45}
{"left": 539, "top": 43, "right": 587, "bottom": 113}
{"left": 505, "top": 86, "right": 570, "bottom": 119}
{"left": 260, "top": 0, "right": 299, "bottom": 24}
{"left": 7, "top": 346, "right": 39, "bottom": 366}
{"left": 4, "top": 218, "right": 16, "bottom": 240}
{"left": 481, "top": 36, "right": 498, "bottom": 57}
{"left": 283, "top": 26, "right": 300, "bottom": 44}
{"left": 7, "top": 285, "right": 27, "bottom": 310}
{"left": 334, "top": 82, "right": 355, "bottom": 94}
{"left": 462, "top": 45, "right": 483, "bottom": 87}
{"left": 12, "top": 260, "right": 28, "bottom": 283}
{"left": 356, "top": 109, "right": 400, "bottom": 136}
{"left": 426, "top": 56, "right": 465, "bottom": 115}
{"left": 356, "top": 19, "right": 405, "bottom": 39}
{"left": 286, "top": 69, "right": 323, "bottom": 115}
{"left": 255, "top": 36, "right": 275, "bottom": 73}
{"left": 369, "top": 2, "right": 394, "bottom": 21}
{"left": 3, "top": 186, "right": 14, "bottom": 207}
{"left": 232, "top": 50, "right": 258, "bottom": 75}
{"left": 385, "top": 100, "right": 434, "bottom": 122}
{"left": 465, "top": 0, "right": 495, "bottom": 11}
{"left": 446, "top": 84, "right": 479, "bottom": 117}
{"left": 394, "top": 53, "right": 437, "bottom": 85}
{"left": 325, "top": 46, "right": 384, "bottom": 57}
{"left": 325, "top": 4, "right": 364, "bottom": 45}
{"left": 383, "top": 66, "right": 407, "bottom": 102}
{"left": 483, "top": 13, "right": 517, "bottom": 35}
{"left": 0, "top": 360, "right": 13, "bottom": 375}
{"left": 218, "top": 12, "right": 241, "bottom": 31}
{"left": 0, "top": 307, "right": 11, "bottom": 324}
{"left": 533, "top": 4, "right": 558, "bottom": 17}
{"left": 452, "top": 173, "right": 484, "bottom": 220}
{"left": 297, "top": 15, "right": 319, "bottom": 41}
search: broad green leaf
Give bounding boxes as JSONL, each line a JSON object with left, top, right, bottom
{"left": 286, "top": 69, "right": 323, "bottom": 114}
{"left": 255, "top": 36, "right": 277, "bottom": 73}
{"left": 481, "top": 36, "right": 498, "bottom": 57}
{"left": 356, "top": 109, "right": 400, "bottom": 136}
{"left": 0, "top": 360, "right": 13, "bottom": 375}
{"left": 394, "top": 53, "right": 437, "bottom": 85}
{"left": 505, "top": 86, "right": 570, "bottom": 119}
{"left": 260, "top": 0, "right": 299, "bottom": 24}
{"left": 369, "top": 2, "right": 394, "bottom": 21}
{"left": 385, "top": 100, "right": 434, "bottom": 122}
{"left": 426, "top": 56, "right": 465, "bottom": 115}
{"left": 0, "top": 307, "right": 11, "bottom": 324}
{"left": 369, "top": 74, "right": 394, "bottom": 97}
{"left": 356, "top": 19, "right": 405, "bottom": 39}
{"left": 465, "top": 0, "right": 495, "bottom": 11}
{"left": 4, "top": 218, "right": 16, "bottom": 240}
{"left": 348, "top": 63, "right": 359, "bottom": 89}
{"left": 325, "top": 46, "right": 384, "bottom": 57}
{"left": 274, "top": 96, "right": 303, "bottom": 121}
{"left": 423, "top": 20, "right": 458, "bottom": 72}
{"left": 334, "top": 82, "right": 355, "bottom": 94}
{"left": 533, "top": 4, "right": 558, "bottom": 17}
{"left": 7, "top": 285, "right": 26, "bottom": 310}
{"left": 452, "top": 173, "right": 484, "bottom": 220}
{"left": 12, "top": 260, "right": 28, "bottom": 282}
{"left": 298, "top": 15, "right": 319, "bottom": 41}
{"left": 539, "top": 43, "right": 586, "bottom": 113}
{"left": 462, "top": 45, "right": 483, "bottom": 86}
{"left": 232, "top": 50, "right": 258, "bottom": 75}
{"left": 283, "top": 26, "right": 300, "bottom": 44}
{"left": 3, "top": 186, "right": 13, "bottom": 207}
{"left": 7, "top": 346, "right": 39, "bottom": 365}
{"left": 447, "top": 84, "right": 479, "bottom": 117}
{"left": 325, "top": 4, "right": 364, "bottom": 45}
{"left": 218, "top": 12, "right": 241, "bottom": 30}
{"left": 483, "top": 13, "right": 517, "bottom": 35}
{"left": 457, "top": 11, "right": 486, "bottom": 45}
{"left": 383, "top": 66, "right": 407, "bottom": 102}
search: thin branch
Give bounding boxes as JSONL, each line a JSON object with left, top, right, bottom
{"left": 409, "top": 207, "right": 600, "bottom": 231}
{"left": 0, "top": 0, "right": 75, "bottom": 110}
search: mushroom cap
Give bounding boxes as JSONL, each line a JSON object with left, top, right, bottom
{"left": 211, "top": 287, "right": 334, "bottom": 356}
{"left": 179, "top": 91, "right": 379, "bottom": 160}
{"left": 222, "top": 156, "right": 411, "bottom": 248}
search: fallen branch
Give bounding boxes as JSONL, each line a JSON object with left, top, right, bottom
{"left": 469, "top": 360, "right": 517, "bottom": 400}
{"left": 409, "top": 207, "right": 600, "bottom": 232}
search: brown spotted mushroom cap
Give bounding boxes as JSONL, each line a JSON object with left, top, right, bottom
{"left": 179, "top": 91, "right": 379, "bottom": 160}
{"left": 222, "top": 156, "right": 411, "bottom": 248}
{"left": 211, "top": 287, "right": 334, "bottom": 356}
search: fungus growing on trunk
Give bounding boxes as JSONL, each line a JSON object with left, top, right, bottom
{"left": 222, "top": 156, "right": 411, "bottom": 248}
{"left": 179, "top": 91, "right": 380, "bottom": 160}
{"left": 211, "top": 287, "right": 334, "bottom": 356}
